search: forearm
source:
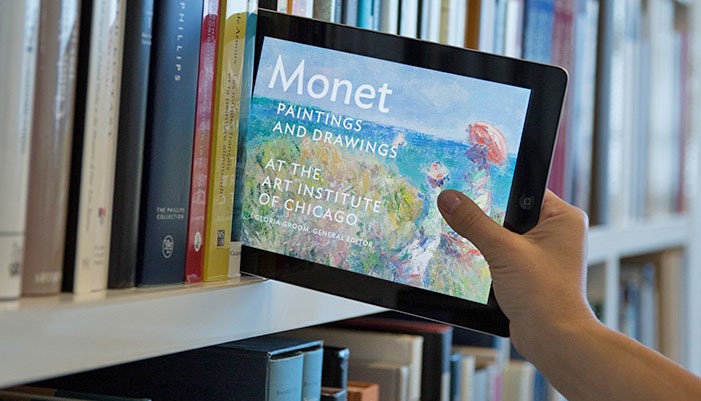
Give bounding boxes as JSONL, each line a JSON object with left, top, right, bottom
{"left": 518, "top": 318, "right": 701, "bottom": 401}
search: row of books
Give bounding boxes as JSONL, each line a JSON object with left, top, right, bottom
{"left": 0, "top": 0, "right": 257, "bottom": 300}
{"left": 272, "top": 0, "right": 696, "bottom": 222}
{"left": 13, "top": 314, "right": 544, "bottom": 401}
{"left": 587, "top": 248, "right": 686, "bottom": 364}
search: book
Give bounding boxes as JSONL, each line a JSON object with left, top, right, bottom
{"left": 357, "top": 0, "right": 374, "bottom": 29}
{"left": 465, "top": 0, "right": 483, "bottom": 49}
{"left": 419, "top": 0, "right": 441, "bottom": 42}
{"left": 567, "top": 0, "right": 598, "bottom": 213}
{"left": 5, "top": 387, "right": 151, "bottom": 401}
{"left": 521, "top": 0, "right": 554, "bottom": 63}
{"left": 288, "top": 0, "right": 314, "bottom": 17}
{"left": 501, "top": 361, "right": 535, "bottom": 401}
{"left": 545, "top": 0, "right": 575, "bottom": 201}
{"left": 185, "top": 0, "right": 222, "bottom": 283}
{"left": 108, "top": 0, "right": 155, "bottom": 289}
{"left": 379, "top": 0, "right": 398, "bottom": 33}
{"left": 322, "top": 346, "right": 350, "bottom": 389}
{"left": 644, "top": 0, "right": 682, "bottom": 217}
{"left": 283, "top": 326, "right": 423, "bottom": 401}
{"left": 399, "top": 0, "right": 419, "bottom": 38}
{"left": 347, "top": 361, "right": 409, "bottom": 401}
{"left": 0, "top": 0, "right": 40, "bottom": 300}
{"left": 229, "top": 0, "right": 259, "bottom": 278}
{"left": 503, "top": 0, "right": 524, "bottom": 58}
{"left": 439, "top": 0, "right": 457, "bottom": 45}
{"left": 202, "top": 0, "right": 248, "bottom": 281}
{"left": 260, "top": 337, "right": 324, "bottom": 401}
{"left": 656, "top": 249, "right": 685, "bottom": 363}
{"left": 478, "top": 0, "right": 497, "bottom": 52}
{"left": 449, "top": 353, "right": 463, "bottom": 401}
{"left": 456, "top": 353, "right": 477, "bottom": 401}
{"left": 332, "top": 315, "right": 453, "bottom": 401}
{"left": 63, "top": 0, "right": 127, "bottom": 293}
{"left": 346, "top": 381, "right": 379, "bottom": 401}
{"left": 22, "top": 0, "right": 82, "bottom": 297}
{"left": 343, "top": 0, "right": 359, "bottom": 26}
{"left": 313, "top": 0, "right": 337, "bottom": 22}
{"left": 452, "top": 346, "right": 505, "bottom": 401}
{"left": 35, "top": 339, "right": 308, "bottom": 401}
{"left": 136, "top": 0, "right": 205, "bottom": 285}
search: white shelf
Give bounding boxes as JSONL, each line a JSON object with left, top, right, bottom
{"left": 0, "top": 276, "right": 383, "bottom": 388}
{"left": 587, "top": 215, "right": 689, "bottom": 264}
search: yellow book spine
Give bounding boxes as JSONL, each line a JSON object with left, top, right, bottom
{"left": 203, "top": 3, "right": 248, "bottom": 281}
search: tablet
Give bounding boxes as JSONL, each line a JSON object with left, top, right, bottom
{"left": 235, "top": 9, "right": 567, "bottom": 337}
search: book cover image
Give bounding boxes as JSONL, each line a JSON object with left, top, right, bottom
{"left": 239, "top": 37, "right": 531, "bottom": 304}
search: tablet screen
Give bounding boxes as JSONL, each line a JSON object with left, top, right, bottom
{"left": 238, "top": 36, "right": 532, "bottom": 305}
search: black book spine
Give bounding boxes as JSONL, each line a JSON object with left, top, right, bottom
{"left": 108, "top": 0, "right": 154, "bottom": 289}
{"left": 258, "top": 0, "right": 277, "bottom": 10}
{"left": 62, "top": 0, "right": 94, "bottom": 292}
{"left": 136, "top": 0, "right": 204, "bottom": 285}
{"left": 321, "top": 346, "right": 349, "bottom": 389}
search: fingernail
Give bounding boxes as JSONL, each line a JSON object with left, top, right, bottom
{"left": 438, "top": 191, "right": 462, "bottom": 215}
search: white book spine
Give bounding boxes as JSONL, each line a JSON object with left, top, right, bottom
{"left": 399, "top": 0, "right": 419, "bottom": 38}
{"left": 479, "top": 0, "right": 497, "bottom": 52}
{"left": 503, "top": 0, "right": 523, "bottom": 58}
{"left": 73, "top": 0, "right": 127, "bottom": 293}
{"left": 427, "top": 0, "right": 442, "bottom": 42}
{"left": 0, "top": 0, "right": 40, "bottom": 300}
{"left": 381, "top": 0, "right": 399, "bottom": 34}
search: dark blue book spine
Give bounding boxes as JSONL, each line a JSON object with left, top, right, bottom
{"left": 137, "top": 0, "right": 204, "bottom": 285}
{"left": 108, "top": 0, "right": 154, "bottom": 289}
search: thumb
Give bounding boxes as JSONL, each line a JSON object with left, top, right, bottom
{"left": 437, "top": 190, "right": 513, "bottom": 261}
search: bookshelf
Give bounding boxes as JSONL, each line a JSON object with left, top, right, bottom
{"left": 0, "top": 277, "right": 383, "bottom": 388}
{"left": 2, "top": 0, "right": 701, "bottom": 399}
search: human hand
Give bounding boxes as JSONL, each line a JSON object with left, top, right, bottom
{"left": 437, "top": 189, "right": 597, "bottom": 356}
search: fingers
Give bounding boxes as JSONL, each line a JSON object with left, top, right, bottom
{"left": 437, "top": 190, "right": 513, "bottom": 260}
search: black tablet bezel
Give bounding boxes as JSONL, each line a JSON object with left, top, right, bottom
{"left": 240, "top": 9, "right": 567, "bottom": 337}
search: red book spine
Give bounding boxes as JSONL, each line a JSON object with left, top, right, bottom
{"left": 185, "top": 0, "right": 221, "bottom": 283}
{"left": 548, "top": 0, "right": 575, "bottom": 200}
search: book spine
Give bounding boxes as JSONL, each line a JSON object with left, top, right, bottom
{"left": 343, "top": 0, "right": 359, "bottom": 26}
{"left": 379, "top": 0, "right": 398, "bottom": 33}
{"left": 302, "top": 347, "right": 324, "bottom": 401}
{"left": 0, "top": 0, "right": 40, "bottom": 300}
{"left": 313, "top": 0, "right": 336, "bottom": 22}
{"left": 23, "top": 0, "right": 81, "bottom": 296}
{"left": 547, "top": 0, "right": 575, "bottom": 201}
{"left": 322, "top": 347, "right": 349, "bottom": 389}
{"left": 521, "top": 0, "right": 555, "bottom": 63}
{"left": 267, "top": 353, "right": 305, "bottom": 401}
{"left": 465, "top": 0, "right": 482, "bottom": 49}
{"left": 399, "top": 0, "right": 419, "bottom": 38}
{"left": 357, "top": 0, "right": 373, "bottom": 28}
{"left": 67, "top": 0, "right": 127, "bottom": 293}
{"left": 229, "top": 0, "right": 258, "bottom": 277}
{"left": 137, "top": 0, "right": 204, "bottom": 285}
{"left": 288, "top": 0, "right": 313, "bottom": 17}
{"left": 202, "top": 1, "right": 247, "bottom": 281}
{"left": 185, "top": 0, "right": 222, "bottom": 283}
{"left": 108, "top": 0, "right": 154, "bottom": 289}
